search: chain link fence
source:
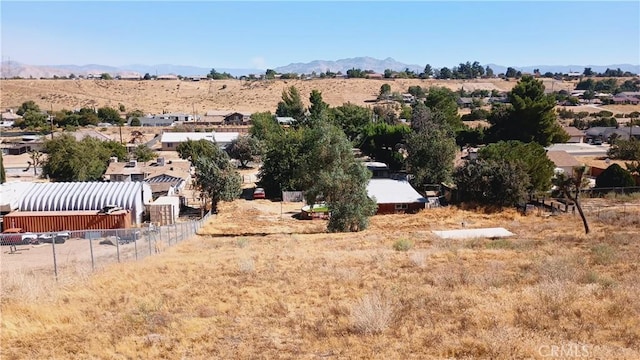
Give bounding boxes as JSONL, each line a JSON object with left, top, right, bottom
{"left": 3, "top": 212, "right": 212, "bottom": 281}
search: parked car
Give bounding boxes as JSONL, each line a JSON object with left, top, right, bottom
{"left": 253, "top": 187, "right": 266, "bottom": 200}
{"left": 1, "top": 228, "right": 38, "bottom": 246}
{"left": 37, "top": 231, "right": 70, "bottom": 244}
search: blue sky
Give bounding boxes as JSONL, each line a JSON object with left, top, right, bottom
{"left": 2, "top": 1, "right": 639, "bottom": 69}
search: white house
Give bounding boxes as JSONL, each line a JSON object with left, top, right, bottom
{"left": 160, "top": 132, "right": 239, "bottom": 151}
{"left": 129, "top": 113, "right": 196, "bottom": 127}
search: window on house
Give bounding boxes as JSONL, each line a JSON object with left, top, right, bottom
{"left": 395, "top": 203, "right": 408, "bottom": 210}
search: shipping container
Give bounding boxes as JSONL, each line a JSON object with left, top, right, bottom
{"left": 2, "top": 210, "right": 132, "bottom": 233}
{"left": 148, "top": 196, "right": 180, "bottom": 225}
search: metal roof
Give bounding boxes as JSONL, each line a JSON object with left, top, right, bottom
{"left": 367, "top": 179, "right": 427, "bottom": 204}
{"left": 17, "top": 182, "right": 152, "bottom": 224}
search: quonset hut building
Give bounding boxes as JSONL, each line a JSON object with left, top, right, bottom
{"left": 1, "top": 182, "right": 153, "bottom": 231}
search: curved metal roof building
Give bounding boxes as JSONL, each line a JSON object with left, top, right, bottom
{"left": 17, "top": 182, "right": 152, "bottom": 225}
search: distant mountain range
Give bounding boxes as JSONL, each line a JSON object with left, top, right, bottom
{"left": 1, "top": 57, "right": 638, "bottom": 79}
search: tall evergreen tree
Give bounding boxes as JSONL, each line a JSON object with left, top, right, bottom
{"left": 487, "top": 75, "right": 568, "bottom": 146}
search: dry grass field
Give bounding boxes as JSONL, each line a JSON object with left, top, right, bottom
{"left": 2, "top": 199, "right": 639, "bottom": 359}
{"left": 1, "top": 78, "right": 580, "bottom": 114}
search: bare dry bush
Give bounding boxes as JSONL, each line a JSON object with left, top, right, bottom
{"left": 350, "top": 292, "right": 395, "bottom": 335}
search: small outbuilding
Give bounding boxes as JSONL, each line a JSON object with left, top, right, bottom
{"left": 366, "top": 178, "right": 427, "bottom": 214}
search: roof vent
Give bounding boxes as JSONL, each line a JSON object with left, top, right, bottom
{"left": 157, "top": 157, "right": 165, "bottom": 166}
{"left": 126, "top": 160, "right": 137, "bottom": 167}
{"left": 109, "top": 157, "right": 118, "bottom": 163}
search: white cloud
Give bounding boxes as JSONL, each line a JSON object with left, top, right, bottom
{"left": 251, "top": 56, "right": 266, "bottom": 70}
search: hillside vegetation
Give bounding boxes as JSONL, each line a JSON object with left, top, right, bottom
{"left": 1, "top": 78, "right": 576, "bottom": 114}
{"left": 2, "top": 199, "right": 639, "bottom": 359}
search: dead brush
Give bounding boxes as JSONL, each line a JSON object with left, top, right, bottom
{"left": 350, "top": 292, "right": 395, "bottom": 335}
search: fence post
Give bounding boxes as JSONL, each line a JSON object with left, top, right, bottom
{"left": 115, "top": 229, "right": 121, "bottom": 263}
{"left": 134, "top": 231, "right": 138, "bottom": 261}
{"left": 52, "top": 237, "right": 58, "bottom": 281}
{"left": 89, "top": 236, "right": 95, "bottom": 271}
{"left": 148, "top": 230, "right": 153, "bottom": 256}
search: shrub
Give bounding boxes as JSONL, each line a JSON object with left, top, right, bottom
{"left": 393, "top": 239, "right": 413, "bottom": 251}
{"left": 596, "top": 164, "right": 636, "bottom": 188}
{"left": 350, "top": 292, "right": 394, "bottom": 335}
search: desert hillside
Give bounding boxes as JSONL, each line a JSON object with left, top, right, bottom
{"left": 1, "top": 78, "right": 576, "bottom": 114}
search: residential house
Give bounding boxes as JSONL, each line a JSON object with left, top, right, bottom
{"left": 160, "top": 131, "right": 239, "bottom": 151}
{"left": 611, "top": 95, "right": 640, "bottom": 105}
{"left": 563, "top": 126, "right": 586, "bottom": 143}
{"left": 367, "top": 73, "right": 384, "bottom": 80}
{"left": 118, "top": 74, "right": 142, "bottom": 80}
{"left": 203, "top": 110, "right": 231, "bottom": 125}
{"left": 129, "top": 113, "right": 196, "bottom": 127}
{"left": 546, "top": 150, "right": 583, "bottom": 175}
{"left": 104, "top": 157, "right": 191, "bottom": 198}
{"left": 457, "top": 97, "right": 474, "bottom": 108}
{"left": 402, "top": 94, "right": 415, "bottom": 104}
{"left": 52, "top": 129, "right": 112, "bottom": 142}
{"left": 366, "top": 178, "right": 427, "bottom": 214}
{"left": 157, "top": 74, "right": 178, "bottom": 80}
{"left": 1, "top": 109, "right": 22, "bottom": 121}
{"left": 223, "top": 111, "right": 253, "bottom": 125}
{"left": 607, "top": 126, "right": 640, "bottom": 141}
{"left": 585, "top": 127, "right": 618, "bottom": 143}
{"left": 364, "top": 162, "right": 390, "bottom": 178}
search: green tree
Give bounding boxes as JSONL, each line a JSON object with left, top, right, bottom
{"left": 97, "top": 106, "right": 123, "bottom": 124}
{"left": 300, "top": 123, "right": 377, "bottom": 232}
{"left": 17, "top": 110, "right": 48, "bottom": 130}
{"left": 126, "top": 109, "right": 145, "bottom": 119}
{"left": 454, "top": 159, "right": 530, "bottom": 207}
{"left": 129, "top": 117, "right": 141, "bottom": 126}
{"left": 226, "top": 135, "right": 262, "bottom": 168}
{"left": 132, "top": 144, "right": 157, "bottom": 162}
{"left": 208, "top": 68, "right": 233, "bottom": 80}
{"left": 583, "top": 67, "right": 594, "bottom": 76}
{"left": 265, "top": 69, "right": 277, "bottom": 79}
{"left": 307, "top": 89, "right": 329, "bottom": 127}
{"left": 487, "top": 75, "right": 569, "bottom": 146}
{"left": 421, "top": 64, "right": 433, "bottom": 79}
{"left": 485, "top": 66, "right": 494, "bottom": 78}
{"left": 595, "top": 163, "right": 635, "bottom": 188}
{"left": 479, "top": 140, "right": 555, "bottom": 192}
{"left": 176, "top": 139, "right": 218, "bottom": 163}
{"left": 193, "top": 151, "right": 241, "bottom": 213}
{"left": 276, "top": 86, "right": 305, "bottom": 122}
{"left": 249, "top": 112, "right": 282, "bottom": 141}
{"left": 329, "top": 103, "right": 373, "bottom": 143}
{"left": 143, "top": 73, "right": 151, "bottom": 80}
{"left": 42, "top": 135, "right": 127, "bottom": 181}
{"left": 424, "top": 87, "right": 463, "bottom": 131}
{"left": 405, "top": 103, "right": 457, "bottom": 188}
{"left": 359, "top": 122, "right": 411, "bottom": 171}
{"left": 505, "top": 67, "right": 517, "bottom": 78}
{"left": 437, "top": 67, "right": 451, "bottom": 79}
{"left": 258, "top": 127, "right": 307, "bottom": 196}
{"left": 100, "top": 73, "right": 112, "bottom": 80}
{"left": 379, "top": 83, "right": 392, "bottom": 99}
{"left": 607, "top": 139, "right": 640, "bottom": 160}
{"left": 17, "top": 100, "right": 40, "bottom": 116}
